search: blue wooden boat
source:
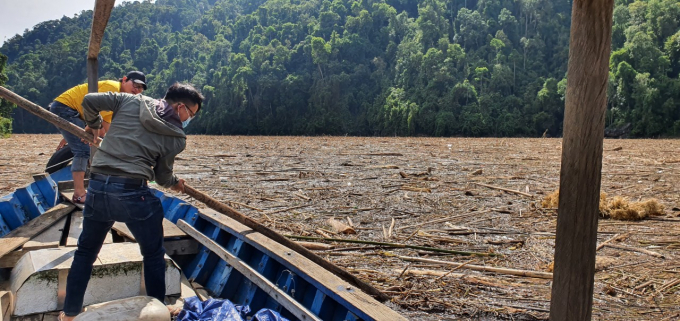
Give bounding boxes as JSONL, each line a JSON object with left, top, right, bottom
{"left": 0, "top": 167, "right": 405, "bottom": 321}
{"left": 0, "top": 169, "right": 71, "bottom": 236}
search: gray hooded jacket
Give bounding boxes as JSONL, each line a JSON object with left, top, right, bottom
{"left": 82, "top": 92, "right": 186, "bottom": 188}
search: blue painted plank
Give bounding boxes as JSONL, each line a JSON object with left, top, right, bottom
{"left": 206, "top": 234, "right": 244, "bottom": 296}
{"left": 0, "top": 168, "right": 72, "bottom": 235}
{"left": 165, "top": 202, "right": 193, "bottom": 223}
{"left": 186, "top": 225, "right": 221, "bottom": 284}
{"left": 156, "top": 191, "right": 179, "bottom": 210}
{"left": 196, "top": 212, "right": 373, "bottom": 320}
{"left": 48, "top": 168, "right": 73, "bottom": 183}
{"left": 205, "top": 259, "right": 234, "bottom": 295}
{"left": 13, "top": 187, "right": 43, "bottom": 219}
{"left": 242, "top": 255, "right": 271, "bottom": 310}
{"left": 33, "top": 175, "right": 59, "bottom": 208}
{"left": 0, "top": 213, "right": 11, "bottom": 237}
{"left": 344, "top": 311, "right": 360, "bottom": 321}
{"left": 311, "top": 289, "right": 337, "bottom": 319}
{"left": 0, "top": 194, "right": 30, "bottom": 230}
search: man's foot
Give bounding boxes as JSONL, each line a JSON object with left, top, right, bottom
{"left": 58, "top": 312, "right": 76, "bottom": 321}
{"left": 168, "top": 305, "right": 182, "bottom": 316}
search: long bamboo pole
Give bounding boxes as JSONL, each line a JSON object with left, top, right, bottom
{"left": 0, "top": 85, "right": 389, "bottom": 302}
{"left": 0, "top": 86, "right": 97, "bottom": 145}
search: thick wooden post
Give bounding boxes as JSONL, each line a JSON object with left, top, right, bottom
{"left": 550, "top": 0, "right": 615, "bottom": 320}
{"left": 87, "top": 0, "right": 116, "bottom": 92}
{"left": 87, "top": 0, "right": 115, "bottom": 159}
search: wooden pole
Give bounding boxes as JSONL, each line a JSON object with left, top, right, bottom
{"left": 550, "top": 0, "right": 615, "bottom": 320}
{"left": 87, "top": 0, "right": 116, "bottom": 92}
{"left": 0, "top": 3, "right": 116, "bottom": 155}
{"left": 87, "top": 0, "right": 116, "bottom": 160}
{"left": 0, "top": 86, "right": 97, "bottom": 145}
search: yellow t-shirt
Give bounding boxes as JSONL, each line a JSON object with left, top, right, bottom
{"left": 54, "top": 80, "right": 120, "bottom": 123}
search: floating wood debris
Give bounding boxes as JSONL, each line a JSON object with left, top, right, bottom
{"left": 296, "top": 241, "right": 334, "bottom": 250}
{"left": 328, "top": 218, "right": 356, "bottom": 234}
{"left": 3, "top": 133, "right": 680, "bottom": 319}
{"left": 285, "top": 235, "right": 500, "bottom": 257}
{"left": 396, "top": 255, "right": 553, "bottom": 279}
{"left": 472, "top": 182, "right": 532, "bottom": 197}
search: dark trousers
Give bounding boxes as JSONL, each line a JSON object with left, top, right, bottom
{"left": 63, "top": 176, "right": 166, "bottom": 316}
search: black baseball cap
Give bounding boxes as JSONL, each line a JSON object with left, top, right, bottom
{"left": 125, "top": 71, "right": 147, "bottom": 90}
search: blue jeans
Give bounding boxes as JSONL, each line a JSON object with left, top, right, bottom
{"left": 49, "top": 101, "right": 90, "bottom": 172}
{"left": 63, "top": 177, "right": 166, "bottom": 316}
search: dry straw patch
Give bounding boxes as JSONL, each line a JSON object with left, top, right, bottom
{"left": 541, "top": 190, "right": 560, "bottom": 208}
{"left": 542, "top": 190, "right": 665, "bottom": 221}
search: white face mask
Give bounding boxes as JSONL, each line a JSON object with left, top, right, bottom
{"left": 182, "top": 116, "right": 193, "bottom": 128}
{"left": 181, "top": 105, "right": 194, "bottom": 128}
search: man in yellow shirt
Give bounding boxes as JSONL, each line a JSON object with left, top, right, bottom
{"left": 49, "top": 71, "right": 147, "bottom": 203}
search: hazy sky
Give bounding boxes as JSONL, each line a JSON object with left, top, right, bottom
{"left": 0, "top": 0, "right": 136, "bottom": 45}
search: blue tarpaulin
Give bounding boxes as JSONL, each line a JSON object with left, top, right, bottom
{"left": 253, "top": 308, "right": 289, "bottom": 321}
{"left": 177, "top": 296, "right": 290, "bottom": 321}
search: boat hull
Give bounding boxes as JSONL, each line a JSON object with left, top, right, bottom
{"left": 0, "top": 168, "right": 404, "bottom": 321}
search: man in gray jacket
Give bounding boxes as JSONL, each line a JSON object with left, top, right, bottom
{"left": 59, "top": 83, "right": 203, "bottom": 321}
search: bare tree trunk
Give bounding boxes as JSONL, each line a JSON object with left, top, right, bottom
{"left": 550, "top": 0, "right": 615, "bottom": 320}
{"left": 513, "top": 60, "right": 516, "bottom": 93}
{"left": 525, "top": 13, "right": 528, "bottom": 37}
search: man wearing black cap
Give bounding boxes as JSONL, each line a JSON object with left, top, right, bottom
{"left": 48, "top": 71, "right": 147, "bottom": 203}
{"left": 120, "top": 71, "right": 147, "bottom": 90}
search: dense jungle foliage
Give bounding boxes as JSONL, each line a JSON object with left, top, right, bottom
{"left": 0, "top": 0, "right": 679, "bottom": 136}
{"left": 0, "top": 53, "right": 12, "bottom": 136}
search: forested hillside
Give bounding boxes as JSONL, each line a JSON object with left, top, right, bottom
{"left": 1, "top": 0, "right": 678, "bottom": 137}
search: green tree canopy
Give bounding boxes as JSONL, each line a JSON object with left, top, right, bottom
{"left": 0, "top": 0, "right": 677, "bottom": 137}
